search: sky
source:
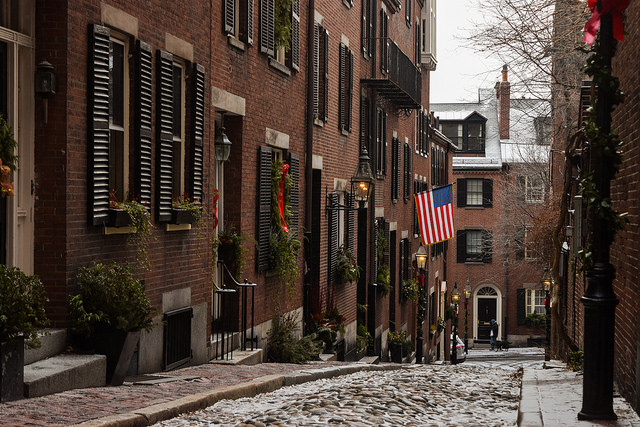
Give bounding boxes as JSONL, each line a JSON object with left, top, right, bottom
{"left": 429, "top": 0, "right": 503, "bottom": 104}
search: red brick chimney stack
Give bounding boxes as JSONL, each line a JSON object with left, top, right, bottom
{"left": 498, "top": 64, "right": 510, "bottom": 139}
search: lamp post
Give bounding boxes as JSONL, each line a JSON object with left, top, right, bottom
{"left": 464, "top": 280, "right": 471, "bottom": 354}
{"left": 415, "top": 245, "right": 428, "bottom": 364}
{"left": 451, "top": 282, "right": 460, "bottom": 364}
{"left": 541, "top": 266, "right": 552, "bottom": 362}
{"left": 214, "top": 113, "right": 232, "bottom": 162}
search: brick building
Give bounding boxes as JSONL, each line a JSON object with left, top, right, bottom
{"left": 432, "top": 66, "right": 551, "bottom": 349}
{"left": 1, "top": 0, "right": 455, "bottom": 376}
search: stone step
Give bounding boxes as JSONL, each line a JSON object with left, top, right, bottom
{"left": 209, "top": 348, "right": 263, "bottom": 366}
{"left": 24, "top": 328, "right": 67, "bottom": 365}
{"left": 23, "top": 354, "right": 106, "bottom": 398}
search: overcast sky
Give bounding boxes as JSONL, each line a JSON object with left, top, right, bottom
{"left": 429, "top": 0, "right": 503, "bottom": 104}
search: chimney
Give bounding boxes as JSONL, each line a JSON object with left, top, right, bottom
{"left": 498, "top": 64, "right": 510, "bottom": 139}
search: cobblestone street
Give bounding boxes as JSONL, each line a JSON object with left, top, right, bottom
{"left": 156, "top": 357, "right": 528, "bottom": 426}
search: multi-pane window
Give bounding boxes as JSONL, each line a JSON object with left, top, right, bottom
{"left": 339, "top": 43, "right": 353, "bottom": 132}
{"left": 108, "top": 36, "right": 128, "bottom": 201}
{"left": 418, "top": 110, "right": 429, "bottom": 155}
{"left": 361, "top": 0, "right": 374, "bottom": 59}
{"left": 380, "top": 10, "right": 389, "bottom": 74}
{"left": 466, "top": 179, "right": 483, "bottom": 206}
{"left": 403, "top": 142, "right": 411, "bottom": 202}
{"left": 420, "top": 0, "right": 437, "bottom": 71}
{"left": 526, "top": 289, "right": 546, "bottom": 315}
{"left": 223, "top": 0, "right": 254, "bottom": 46}
{"left": 440, "top": 122, "right": 461, "bottom": 149}
{"left": 457, "top": 229, "right": 492, "bottom": 263}
{"left": 375, "top": 108, "right": 387, "bottom": 175}
{"left": 457, "top": 178, "right": 492, "bottom": 208}
{"left": 466, "top": 122, "right": 484, "bottom": 151}
{"left": 391, "top": 137, "right": 400, "bottom": 201}
{"left": 431, "top": 145, "right": 446, "bottom": 187}
{"left": 172, "top": 62, "right": 185, "bottom": 199}
{"left": 519, "top": 175, "right": 545, "bottom": 203}
{"left": 534, "top": 116, "right": 550, "bottom": 145}
{"left": 440, "top": 119, "right": 485, "bottom": 153}
{"left": 259, "top": 0, "right": 300, "bottom": 69}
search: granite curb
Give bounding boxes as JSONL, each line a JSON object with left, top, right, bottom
{"left": 71, "top": 363, "right": 408, "bottom": 427}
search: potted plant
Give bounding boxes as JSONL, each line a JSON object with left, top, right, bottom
{"left": 388, "top": 330, "right": 413, "bottom": 363}
{"left": 0, "top": 115, "right": 17, "bottom": 197}
{"left": 336, "top": 245, "right": 361, "bottom": 284}
{"left": 109, "top": 191, "right": 154, "bottom": 270}
{"left": 355, "top": 324, "right": 372, "bottom": 358}
{"left": 400, "top": 279, "right": 419, "bottom": 303}
{"left": 215, "top": 226, "right": 248, "bottom": 279}
{"left": 0, "top": 265, "right": 49, "bottom": 402}
{"left": 312, "top": 308, "right": 345, "bottom": 354}
{"left": 69, "top": 261, "right": 156, "bottom": 385}
{"left": 171, "top": 195, "right": 203, "bottom": 226}
{"left": 376, "top": 264, "right": 391, "bottom": 295}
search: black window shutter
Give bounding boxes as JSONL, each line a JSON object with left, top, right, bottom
{"left": 257, "top": 146, "right": 273, "bottom": 271}
{"left": 328, "top": 192, "right": 339, "bottom": 284}
{"left": 290, "top": 0, "right": 300, "bottom": 70}
{"left": 288, "top": 152, "right": 300, "bottom": 237}
{"left": 260, "top": 0, "right": 275, "bottom": 56}
{"left": 224, "top": 0, "right": 235, "bottom": 34}
{"left": 347, "top": 49, "right": 354, "bottom": 131}
{"left": 382, "top": 112, "right": 388, "bottom": 175}
{"left": 383, "top": 220, "right": 390, "bottom": 266}
{"left": 361, "top": 0, "right": 368, "bottom": 56}
{"left": 457, "top": 230, "right": 466, "bottom": 263}
{"left": 89, "top": 24, "right": 111, "bottom": 226}
{"left": 322, "top": 28, "right": 329, "bottom": 122}
{"left": 457, "top": 178, "right": 467, "bottom": 207}
{"left": 482, "top": 230, "right": 493, "bottom": 263}
{"left": 134, "top": 40, "right": 153, "bottom": 211}
{"left": 338, "top": 43, "right": 346, "bottom": 131}
{"left": 381, "top": 11, "right": 389, "bottom": 74}
{"left": 403, "top": 143, "right": 411, "bottom": 201}
{"left": 346, "top": 192, "right": 355, "bottom": 252}
{"left": 483, "top": 178, "right": 493, "bottom": 207}
{"left": 516, "top": 289, "right": 526, "bottom": 325}
{"left": 243, "top": 0, "right": 254, "bottom": 45}
{"left": 312, "top": 24, "right": 319, "bottom": 119}
{"left": 156, "top": 50, "right": 174, "bottom": 222}
{"left": 391, "top": 137, "right": 399, "bottom": 201}
{"left": 190, "top": 63, "right": 205, "bottom": 201}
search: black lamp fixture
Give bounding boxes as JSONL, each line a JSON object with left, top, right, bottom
{"left": 415, "top": 245, "right": 428, "bottom": 271}
{"left": 451, "top": 282, "right": 460, "bottom": 305}
{"left": 464, "top": 279, "right": 471, "bottom": 354}
{"left": 35, "top": 61, "right": 56, "bottom": 97}
{"left": 215, "top": 113, "right": 232, "bottom": 162}
{"left": 541, "top": 266, "right": 552, "bottom": 361}
{"left": 350, "top": 143, "right": 374, "bottom": 207}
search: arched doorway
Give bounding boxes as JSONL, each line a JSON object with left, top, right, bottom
{"left": 474, "top": 285, "right": 501, "bottom": 342}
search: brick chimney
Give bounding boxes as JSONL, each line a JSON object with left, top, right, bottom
{"left": 497, "top": 64, "right": 510, "bottom": 139}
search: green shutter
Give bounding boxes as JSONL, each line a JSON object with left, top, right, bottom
{"left": 134, "top": 40, "right": 153, "bottom": 211}
{"left": 89, "top": 24, "right": 111, "bottom": 226}
{"left": 257, "top": 146, "right": 273, "bottom": 271}
{"left": 156, "top": 50, "right": 174, "bottom": 222}
{"left": 190, "top": 64, "right": 205, "bottom": 201}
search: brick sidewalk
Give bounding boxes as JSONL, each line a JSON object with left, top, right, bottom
{"left": 0, "top": 362, "right": 341, "bottom": 426}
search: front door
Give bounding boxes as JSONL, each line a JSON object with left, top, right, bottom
{"left": 477, "top": 297, "right": 497, "bottom": 340}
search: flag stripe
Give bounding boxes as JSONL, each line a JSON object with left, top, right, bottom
{"left": 414, "top": 184, "right": 455, "bottom": 246}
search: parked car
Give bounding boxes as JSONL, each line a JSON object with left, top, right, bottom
{"left": 450, "top": 334, "right": 466, "bottom": 363}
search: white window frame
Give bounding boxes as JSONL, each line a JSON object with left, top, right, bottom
{"left": 108, "top": 34, "right": 130, "bottom": 201}
{"left": 526, "top": 288, "right": 546, "bottom": 315}
{"left": 466, "top": 179, "right": 483, "bottom": 206}
{"left": 171, "top": 60, "right": 186, "bottom": 199}
{"left": 466, "top": 230, "right": 483, "bottom": 258}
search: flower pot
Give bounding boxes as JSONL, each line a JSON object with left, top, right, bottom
{"left": 108, "top": 208, "right": 132, "bottom": 227}
{"left": 0, "top": 337, "right": 24, "bottom": 402}
{"left": 389, "top": 344, "right": 403, "bottom": 363}
{"left": 218, "top": 241, "right": 235, "bottom": 263}
{"left": 92, "top": 327, "right": 140, "bottom": 386}
{"left": 171, "top": 209, "right": 197, "bottom": 225}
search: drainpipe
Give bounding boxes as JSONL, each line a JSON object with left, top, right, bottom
{"left": 305, "top": 0, "right": 315, "bottom": 232}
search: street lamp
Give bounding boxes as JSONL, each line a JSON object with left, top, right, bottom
{"left": 541, "top": 266, "right": 552, "bottom": 362}
{"left": 214, "top": 113, "right": 232, "bottom": 162}
{"left": 350, "top": 144, "right": 374, "bottom": 207}
{"left": 464, "top": 280, "right": 471, "bottom": 354}
{"left": 451, "top": 282, "right": 460, "bottom": 364}
{"left": 414, "top": 245, "right": 428, "bottom": 363}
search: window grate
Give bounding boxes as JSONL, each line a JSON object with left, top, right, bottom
{"left": 163, "top": 307, "right": 193, "bottom": 370}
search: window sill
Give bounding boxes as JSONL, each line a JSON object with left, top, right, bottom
{"left": 342, "top": 0, "right": 353, "bottom": 8}
{"left": 464, "top": 261, "right": 486, "bottom": 265}
{"left": 227, "top": 35, "right": 246, "bottom": 52}
{"left": 313, "top": 118, "right": 325, "bottom": 127}
{"left": 166, "top": 223, "right": 192, "bottom": 232}
{"left": 340, "top": 129, "right": 349, "bottom": 137}
{"left": 268, "top": 58, "right": 291, "bottom": 76}
{"left": 104, "top": 226, "right": 133, "bottom": 235}
{"left": 464, "top": 206, "right": 486, "bottom": 209}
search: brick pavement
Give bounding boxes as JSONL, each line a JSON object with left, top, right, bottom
{"left": 0, "top": 362, "right": 340, "bottom": 426}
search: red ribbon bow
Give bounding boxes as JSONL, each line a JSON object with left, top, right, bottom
{"left": 583, "top": 0, "right": 629, "bottom": 45}
{"left": 278, "top": 164, "right": 290, "bottom": 234}
{"left": 213, "top": 190, "right": 219, "bottom": 230}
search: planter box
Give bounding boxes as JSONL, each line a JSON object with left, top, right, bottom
{"left": 0, "top": 337, "right": 24, "bottom": 402}
{"left": 108, "top": 208, "right": 132, "bottom": 227}
{"left": 171, "top": 209, "right": 198, "bottom": 225}
{"left": 389, "top": 344, "right": 403, "bottom": 363}
{"left": 92, "top": 328, "right": 140, "bottom": 386}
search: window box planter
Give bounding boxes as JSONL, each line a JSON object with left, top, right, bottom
{"left": 170, "top": 208, "right": 198, "bottom": 225}
{"left": 108, "top": 208, "right": 132, "bottom": 228}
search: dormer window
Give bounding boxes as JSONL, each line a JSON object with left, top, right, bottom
{"left": 439, "top": 115, "right": 486, "bottom": 154}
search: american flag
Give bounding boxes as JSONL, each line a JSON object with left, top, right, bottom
{"left": 415, "top": 184, "right": 455, "bottom": 246}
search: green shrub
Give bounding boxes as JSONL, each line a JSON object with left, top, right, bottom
{"left": 525, "top": 313, "right": 546, "bottom": 328}
{"left": 69, "top": 262, "right": 155, "bottom": 339}
{"left": 356, "top": 324, "right": 373, "bottom": 352}
{"left": 266, "top": 312, "right": 321, "bottom": 364}
{"left": 568, "top": 350, "right": 584, "bottom": 372}
{"left": 0, "top": 265, "right": 49, "bottom": 346}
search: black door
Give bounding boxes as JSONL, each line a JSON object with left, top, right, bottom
{"left": 477, "top": 298, "right": 497, "bottom": 340}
